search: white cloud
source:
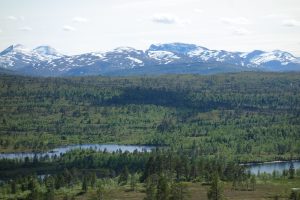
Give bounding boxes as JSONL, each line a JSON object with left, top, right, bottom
{"left": 7, "top": 15, "right": 17, "bottom": 20}
{"left": 220, "top": 17, "right": 251, "bottom": 25}
{"left": 0, "top": 29, "right": 2, "bottom": 33}
{"left": 72, "top": 17, "right": 88, "bottom": 23}
{"left": 194, "top": 8, "right": 203, "bottom": 13}
{"left": 18, "top": 26, "right": 32, "bottom": 31}
{"left": 0, "top": 0, "right": 299, "bottom": 56}
{"left": 232, "top": 27, "right": 251, "bottom": 36}
{"left": 282, "top": 19, "right": 300, "bottom": 27}
{"left": 63, "top": 25, "right": 76, "bottom": 32}
{"left": 150, "top": 14, "right": 190, "bottom": 25}
{"left": 6, "top": 16, "right": 25, "bottom": 21}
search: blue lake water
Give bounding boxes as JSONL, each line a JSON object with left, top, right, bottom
{"left": 245, "top": 160, "right": 300, "bottom": 175}
{"left": 0, "top": 144, "right": 154, "bottom": 159}
{"left": 1, "top": 145, "right": 299, "bottom": 175}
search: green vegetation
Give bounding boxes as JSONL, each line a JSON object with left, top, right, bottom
{"left": 0, "top": 147, "right": 300, "bottom": 200}
{"left": 0, "top": 72, "right": 299, "bottom": 161}
{"left": 207, "top": 174, "right": 224, "bottom": 200}
{"left": 0, "top": 72, "right": 300, "bottom": 199}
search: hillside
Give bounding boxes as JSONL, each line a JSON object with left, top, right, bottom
{"left": 0, "top": 72, "right": 299, "bottom": 162}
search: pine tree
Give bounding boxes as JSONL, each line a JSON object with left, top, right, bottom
{"left": 11, "top": 180, "right": 17, "bottom": 194}
{"left": 28, "top": 177, "right": 39, "bottom": 200}
{"left": 250, "top": 175, "right": 256, "bottom": 191}
{"left": 118, "top": 166, "right": 129, "bottom": 185}
{"left": 144, "top": 175, "right": 158, "bottom": 200}
{"left": 156, "top": 176, "right": 170, "bottom": 200}
{"left": 63, "top": 168, "right": 72, "bottom": 187}
{"left": 91, "top": 172, "right": 97, "bottom": 188}
{"left": 45, "top": 176, "right": 55, "bottom": 200}
{"left": 130, "top": 173, "right": 138, "bottom": 191}
{"left": 82, "top": 176, "right": 88, "bottom": 193}
{"left": 96, "top": 183, "right": 106, "bottom": 200}
{"left": 141, "top": 156, "right": 156, "bottom": 182}
{"left": 289, "top": 162, "right": 295, "bottom": 179}
{"left": 207, "top": 174, "right": 224, "bottom": 200}
{"left": 170, "top": 182, "right": 188, "bottom": 200}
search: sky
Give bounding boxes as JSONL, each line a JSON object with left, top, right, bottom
{"left": 0, "top": 0, "right": 300, "bottom": 56}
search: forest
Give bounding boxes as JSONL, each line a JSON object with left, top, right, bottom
{"left": 0, "top": 72, "right": 300, "bottom": 199}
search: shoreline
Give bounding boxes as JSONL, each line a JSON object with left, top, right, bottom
{"left": 241, "top": 159, "right": 300, "bottom": 166}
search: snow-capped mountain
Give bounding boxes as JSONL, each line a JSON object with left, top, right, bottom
{"left": 33, "top": 46, "right": 63, "bottom": 59}
{"left": 0, "top": 44, "right": 64, "bottom": 71}
{"left": 0, "top": 43, "right": 299, "bottom": 76}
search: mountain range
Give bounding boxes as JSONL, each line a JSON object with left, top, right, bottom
{"left": 0, "top": 43, "right": 299, "bottom": 76}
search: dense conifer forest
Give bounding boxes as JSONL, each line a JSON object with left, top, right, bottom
{"left": 0, "top": 72, "right": 299, "bottom": 160}
{"left": 0, "top": 72, "right": 300, "bottom": 199}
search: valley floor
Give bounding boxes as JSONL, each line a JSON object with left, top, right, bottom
{"left": 30, "top": 178, "right": 300, "bottom": 200}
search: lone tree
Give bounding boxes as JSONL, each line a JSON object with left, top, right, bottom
{"left": 45, "top": 176, "right": 55, "bottom": 200}
{"left": 156, "top": 176, "right": 170, "bottom": 200}
{"left": 28, "top": 177, "right": 40, "bottom": 200}
{"left": 130, "top": 173, "right": 138, "bottom": 191}
{"left": 118, "top": 166, "right": 129, "bottom": 185}
{"left": 289, "top": 162, "right": 295, "bottom": 179}
{"left": 82, "top": 176, "right": 88, "bottom": 193}
{"left": 144, "top": 175, "right": 158, "bottom": 200}
{"left": 250, "top": 175, "right": 256, "bottom": 191}
{"left": 96, "top": 183, "right": 106, "bottom": 200}
{"left": 170, "top": 182, "right": 189, "bottom": 200}
{"left": 207, "top": 174, "right": 224, "bottom": 200}
{"left": 10, "top": 180, "right": 16, "bottom": 194}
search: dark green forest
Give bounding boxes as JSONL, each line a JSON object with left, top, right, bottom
{"left": 1, "top": 72, "right": 300, "bottom": 200}
{"left": 0, "top": 72, "right": 299, "bottom": 162}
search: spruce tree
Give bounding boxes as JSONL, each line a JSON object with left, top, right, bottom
{"left": 11, "top": 180, "right": 16, "bottom": 194}
{"left": 82, "top": 176, "right": 88, "bottom": 193}
{"left": 170, "top": 182, "right": 188, "bottom": 200}
{"left": 130, "top": 173, "right": 138, "bottom": 191}
{"left": 289, "top": 162, "right": 295, "bottom": 179}
{"left": 250, "top": 175, "right": 256, "bottom": 191}
{"left": 118, "top": 166, "right": 129, "bottom": 185}
{"left": 156, "top": 176, "right": 170, "bottom": 200}
{"left": 28, "top": 177, "right": 39, "bottom": 200}
{"left": 91, "top": 172, "right": 97, "bottom": 188}
{"left": 207, "top": 174, "right": 224, "bottom": 200}
{"left": 96, "top": 183, "right": 106, "bottom": 200}
{"left": 45, "top": 176, "right": 55, "bottom": 200}
{"left": 144, "top": 175, "right": 158, "bottom": 200}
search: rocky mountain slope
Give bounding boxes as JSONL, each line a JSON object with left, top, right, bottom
{"left": 0, "top": 43, "right": 299, "bottom": 76}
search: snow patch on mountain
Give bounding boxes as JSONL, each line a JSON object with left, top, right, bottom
{"left": 187, "top": 47, "right": 208, "bottom": 57}
{"left": 113, "top": 47, "right": 141, "bottom": 54}
{"left": 250, "top": 50, "right": 300, "bottom": 65}
{"left": 147, "top": 50, "right": 180, "bottom": 64}
{"left": 126, "top": 56, "right": 144, "bottom": 65}
{"left": 0, "top": 43, "right": 300, "bottom": 76}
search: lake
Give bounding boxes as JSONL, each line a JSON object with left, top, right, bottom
{"left": 245, "top": 160, "right": 300, "bottom": 175}
{"left": 0, "top": 144, "right": 154, "bottom": 159}
{"left": 1, "top": 145, "right": 299, "bottom": 175}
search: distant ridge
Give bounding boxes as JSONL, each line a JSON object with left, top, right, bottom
{"left": 0, "top": 43, "right": 299, "bottom": 76}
